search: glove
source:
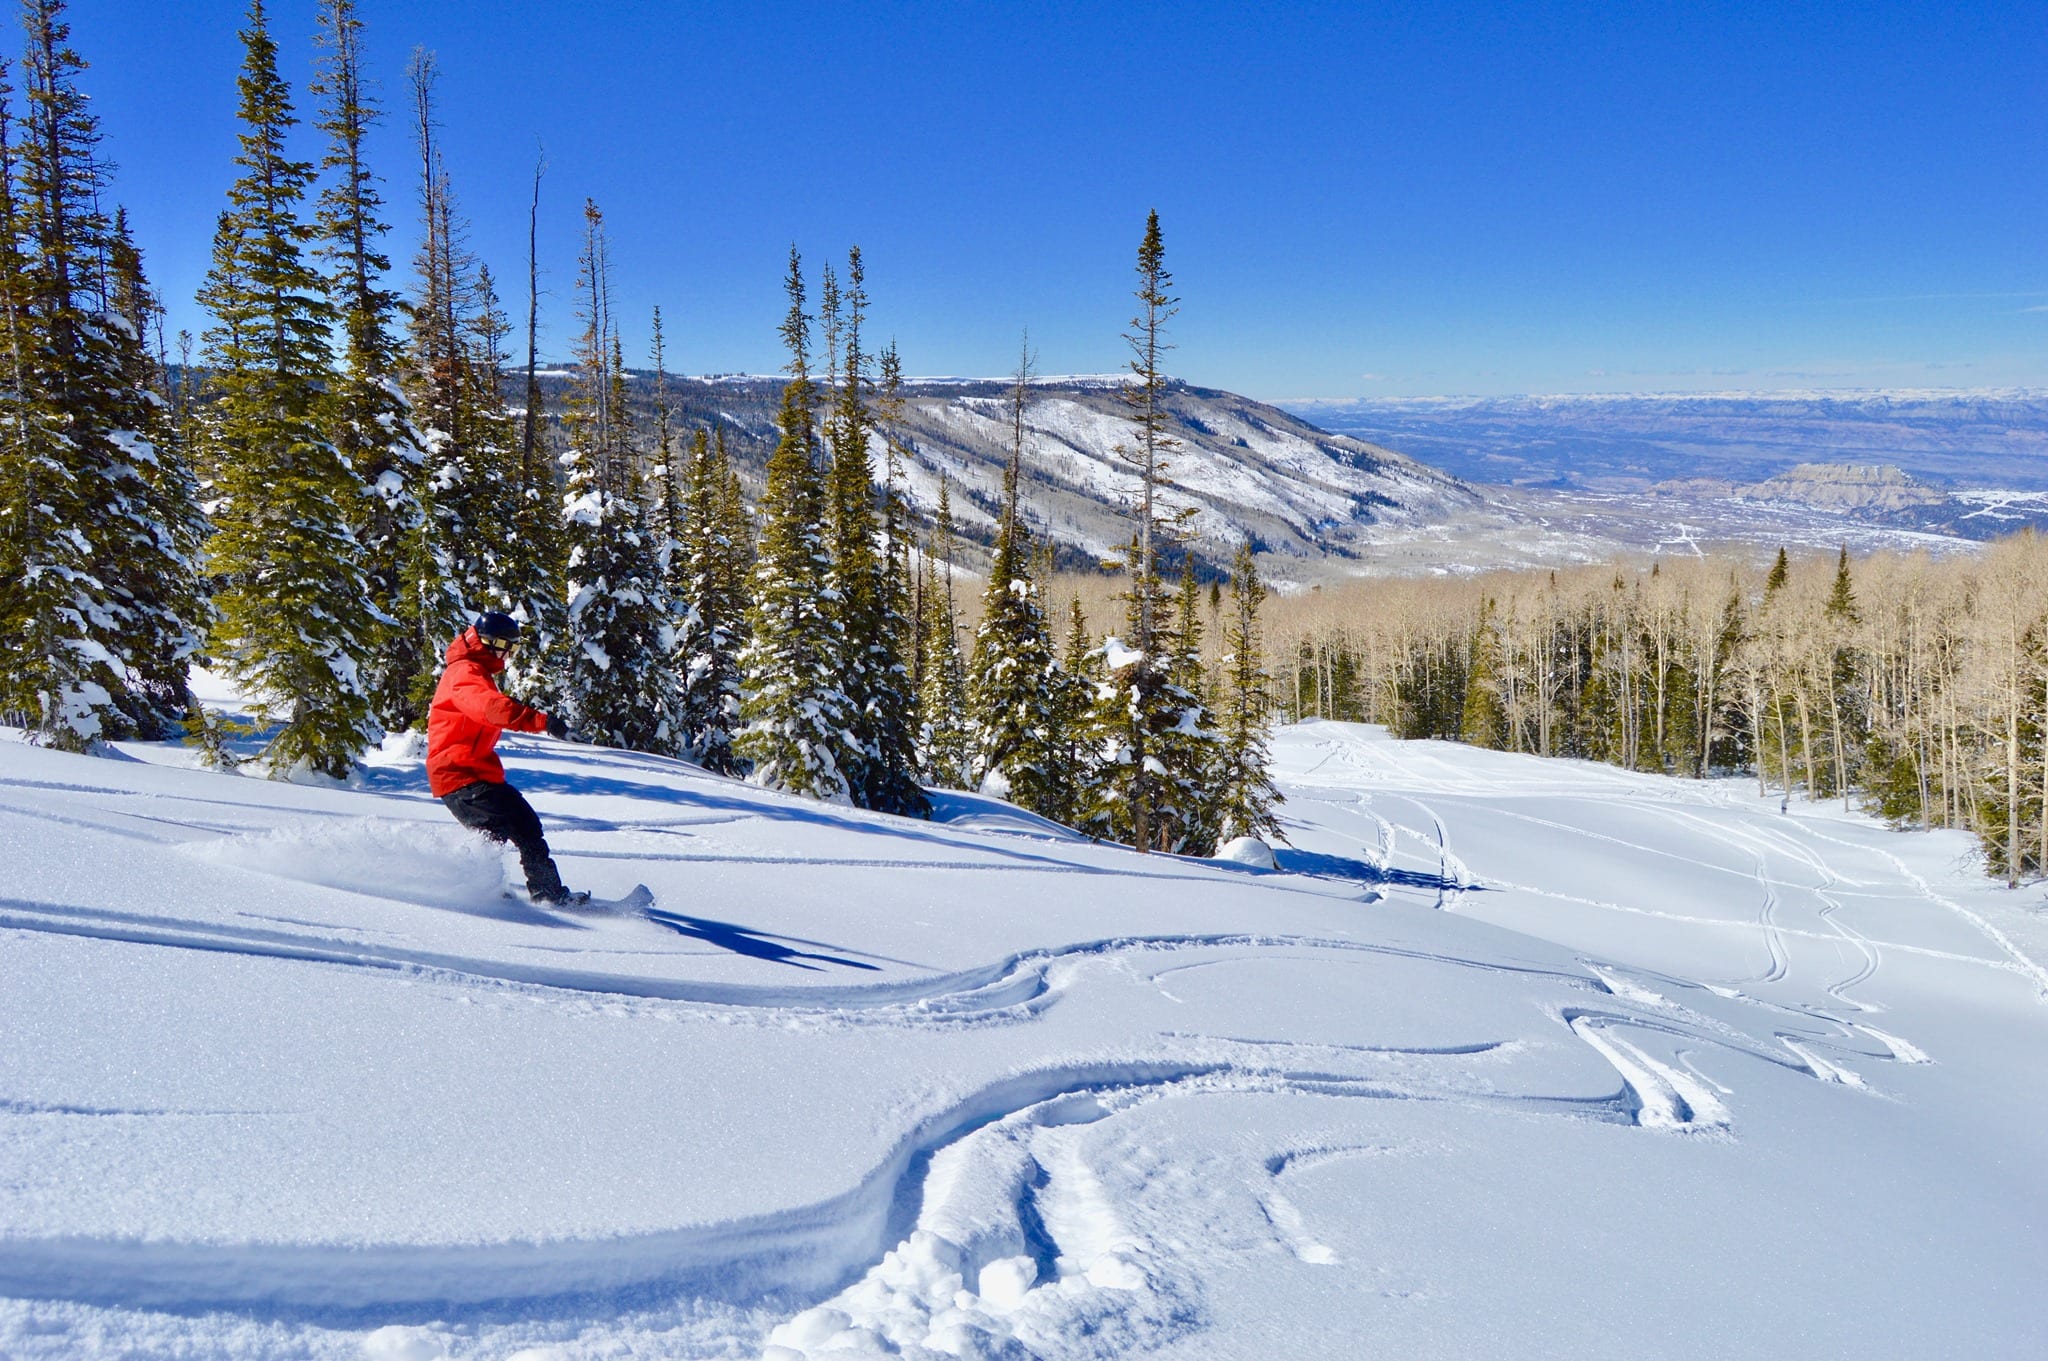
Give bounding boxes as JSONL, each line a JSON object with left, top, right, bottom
{"left": 545, "top": 714, "right": 571, "bottom": 740}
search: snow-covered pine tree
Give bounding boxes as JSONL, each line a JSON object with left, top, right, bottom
{"left": 1, "top": 6, "right": 172, "bottom": 747}
{"left": 648, "top": 306, "right": 681, "bottom": 578}
{"left": 557, "top": 201, "right": 676, "bottom": 751}
{"left": 737, "top": 248, "right": 856, "bottom": 802}
{"left": 965, "top": 334, "right": 1060, "bottom": 813}
{"left": 197, "top": 0, "right": 381, "bottom": 778}
{"left": 312, "top": 0, "right": 430, "bottom": 732}
{"left": 673, "top": 425, "right": 749, "bottom": 773}
{"left": 916, "top": 476, "right": 973, "bottom": 787}
{"left": 824, "top": 248, "right": 924, "bottom": 816}
{"left": 461, "top": 263, "right": 529, "bottom": 600}
{"left": 0, "top": 62, "right": 30, "bottom": 694}
{"left": 1211, "top": 538, "right": 1284, "bottom": 844}
{"left": 1152, "top": 556, "right": 1222, "bottom": 855}
{"left": 1042, "top": 594, "right": 1099, "bottom": 825}
{"left": 875, "top": 340, "right": 922, "bottom": 772}
{"left": 1086, "top": 211, "right": 1188, "bottom": 850}
{"left": 103, "top": 210, "right": 209, "bottom": 738}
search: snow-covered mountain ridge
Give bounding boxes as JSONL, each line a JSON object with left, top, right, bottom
{"left": 569, "top": 372, "right": 1482, "bottom": 574}
{"left": 3, "top": 711, "right": 2047, "bottom": 1357}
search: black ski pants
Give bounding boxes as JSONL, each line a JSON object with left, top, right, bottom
{"left": 441, "top": 779, "right": 567, "bottom": 900}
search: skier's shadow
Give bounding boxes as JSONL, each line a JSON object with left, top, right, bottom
{"left": 642, "top": 909, "right": 882, "bottom": 972}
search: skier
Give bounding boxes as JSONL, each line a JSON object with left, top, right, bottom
{"left": 428, "top": 612, "right": 590, "bottom": 907}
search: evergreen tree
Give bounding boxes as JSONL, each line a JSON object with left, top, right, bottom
{"left": 916, "top": 478, "right": 973, "bottom": 787}
{"left": 197, "top": 0, "right": 378, "bottom": 777}
{"left": 1040, "top": 594, "right": 1099, "bottom": 825}
{"left": 1461, "top": 597, "right": 1508, "bottom": 748}
{"left": 876, "top": 339, "right": 921, "bottom": 769}
{"left": 1152, "top": 556, "right": 1222, "bottom": 854}
{"left": 0, "top": 59, "right": 32, "bottom": 681}
{"left": 966, "top": 334, "right": 1061, "bottom": 813}
{"left": 823, "top": 247, "right": 924, "bottom": 815}
{"left": 2, "top": 5, "right": 198, "bottom": 747}
{"left": 557, "top": 200, "right": 675, "bottom": 751}
{"left": 1088, "top": 212, "right": 1189, "bottom": 850}
{"left": 1213, "top": 540, "right": 1284, "bottom": 843}
{"left": 103, "top": 211, "right": 209, "bottom": 736}
{"left": 737, "top": 248, "right": 856, "bottom": 801}
{"left": 674, "top": 426, "right": 749, "bottom": 773}
{"left": 313, "top": 0, "right": 429, "bottom": 730}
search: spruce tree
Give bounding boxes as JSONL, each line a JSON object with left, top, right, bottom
{"left": 1212, "top": 541, "right": 1283, "bottom": 842}
{"left": 557, "top": 201, "right": 675, "bottom": 751}
{"left": 198, "top": 0, "right": 379, "bottom": 777}
{"left": 916, "top": 478, "right": 973, "bottom": 787}
{"left": 821, "top": 249, "right": 924, "bottom": 815}
{"left": 1461, "top": 597, "right": 1508, "bottom": 748}
{"left": 103, "top": 211, "right": 209, "bottom": 737}
{"left": 0, "top": 59, "right": 30, "bottom": 689}
{"left": 1153, "top": 556, "right": 1222, "bottom": 854}
{"left": 673, "top": 425, "right": 750, "bottom": 773}
{"left": 876, "top": 340, "right": 922, "bottom": 771}
{"left": 1088, "top": 212, "right": 1188, "bottom": 850}
{"left": 737, "top": 248, "right": 856, "bottom": 801}
{"left": 313, "top": 0, "right": 429, "bottom": 730}
{"left": 1040, "top": 594, "right": 1099, "bottom": 825}
{"left": 966, "top": 334, "right": 1060, "bottom": 813}
{"left": 3, "top": 4, "right": 184, "bottom": 747}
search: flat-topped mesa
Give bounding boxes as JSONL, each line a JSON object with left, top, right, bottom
{"left": 1736, "top": 462, "right": 1949, "bottom": 512}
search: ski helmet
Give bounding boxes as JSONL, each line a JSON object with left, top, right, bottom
{"left": 474, "top": 611, "right": 521, "bottom": 644}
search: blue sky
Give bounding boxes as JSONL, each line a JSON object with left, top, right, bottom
{"left": 74, "top": 0, "right": 2048, "bottom": 398}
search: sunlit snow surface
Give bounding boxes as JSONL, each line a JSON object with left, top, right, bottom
{"left": 2, "top": 720, "right": 2046, "bottom": 1358}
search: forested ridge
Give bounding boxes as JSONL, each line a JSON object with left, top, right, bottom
{"left": 1263, "top": 542, "right": 2048, "bottom": 884}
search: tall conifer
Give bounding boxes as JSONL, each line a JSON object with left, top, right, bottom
{"left": 2, "top": 3, "right": 181, "bottom": 746}
{"left": 966, "top": 333, "right": 1060, "bottom": 812}
{"left": 103, "top": 211, "right": 209, "bottom": 736}
{"left": 558, "top": 200, "right": 675, "bottom": 751}
{"left": 198, "top": 0, "right": 378, "bottom": 776}
{"left": 738, "top": 248, "right": 855, "bottom": 801}
{"left": 1089, "top": 212, "right": 1188, "bottom": 849}
{"left": 917, "top": 478, "right": 973, "bottom": 786}
{"left": 313, "top": 0, "right": 429, "bottom": 729}
{"left": 1213, "top": 541, "right": 1283, "bottom": 842}
{"left": 674, "top": 425, "right": 749, "bottom": 772}
{"left": 824, "top": 248, "right": 924, "bottom": 815}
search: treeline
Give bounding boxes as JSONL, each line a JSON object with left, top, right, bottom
{"left": 0, "top": 1, "right": 1282, "bottom": 854}
{"left": 1265, "top": 540, "right": 2048, "bottom": 884}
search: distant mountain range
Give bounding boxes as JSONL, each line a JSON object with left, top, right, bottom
{"left": 521, "top": 375, "right": 2048, "bottom": 577}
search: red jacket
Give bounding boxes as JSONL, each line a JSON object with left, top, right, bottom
{"left": 426, "top": 628, "right": 551, "bottom": 796}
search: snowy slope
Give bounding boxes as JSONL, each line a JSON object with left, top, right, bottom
{"left": 2, "top": 720, "right": 2046, "bottom": 1359}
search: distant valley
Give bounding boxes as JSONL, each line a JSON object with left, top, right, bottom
{"left": 1285, "top": 390, "right": 2048, "bottom": 491}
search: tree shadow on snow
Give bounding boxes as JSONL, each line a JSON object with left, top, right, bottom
{"left": 640, "top": 909, "right": 884, "bottom": 972}
{"left": 1274, "top": 847, "right": 1481, "bottom": 896}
